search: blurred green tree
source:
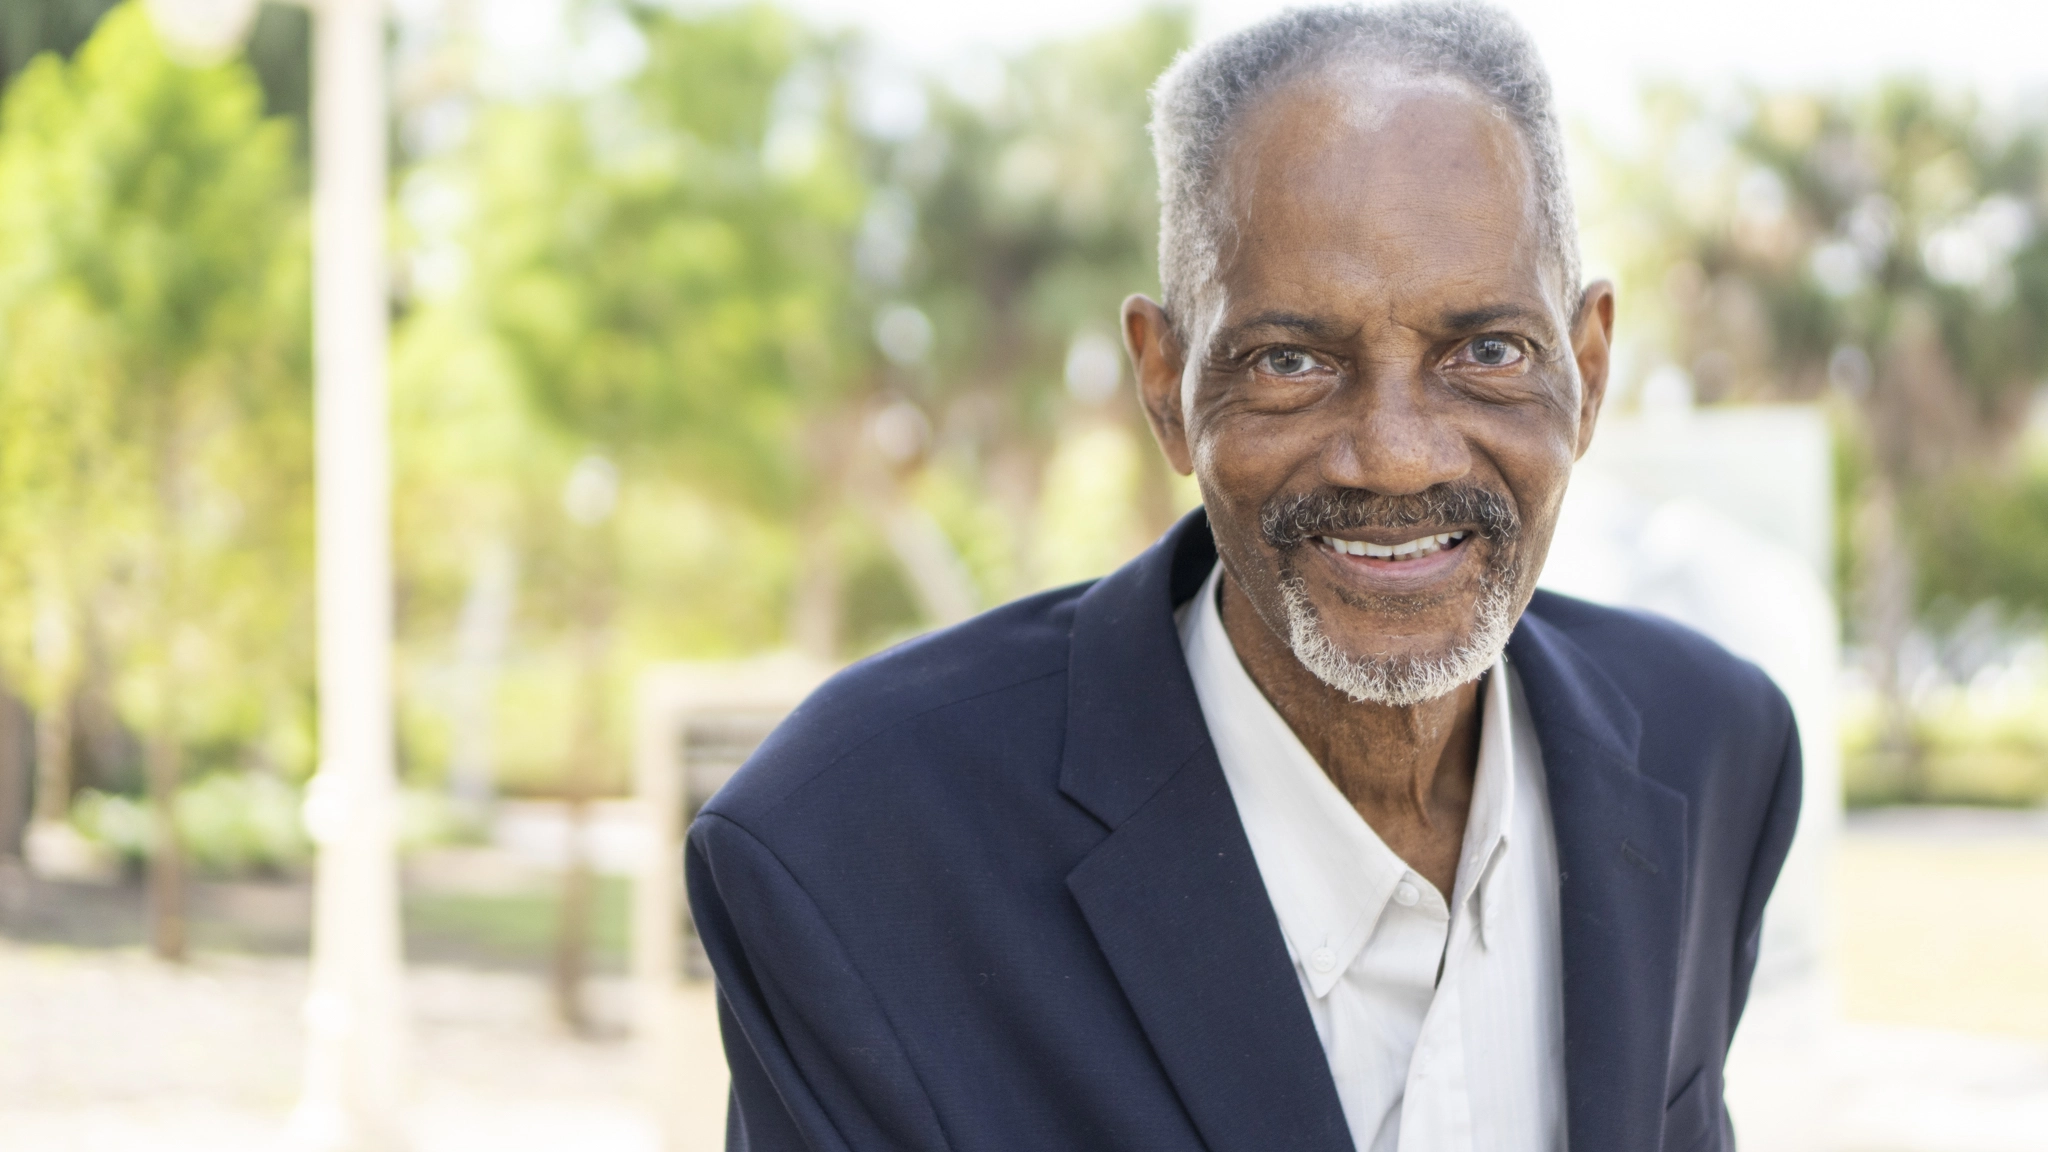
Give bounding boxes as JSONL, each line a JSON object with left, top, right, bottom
{"left": 1913, "top": 444, "right": 2048, "bottom": 617}
{"left": 410, "top": 2, "right": 875, "bottom": 1027}
{"left": 1588, "top": 80, "right": 2048, "bottom": 791}
{"left": 2, "top": 0, "right": 309, "bottom": 134}
{"left": 0, "top": 1, "right": 310, "bottom": 956}
{"left": 392, "top": 4, "right": 1196, "bottom": 710}
{"left": 899, "top": 9, "right": 1191, "bottom": 595}
{"left": 0, "top": 0, "right": 118, "bottom": 81}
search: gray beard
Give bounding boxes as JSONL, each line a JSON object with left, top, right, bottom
{"left": 1275, "top": 561, "right": 1521, "bottom": 707}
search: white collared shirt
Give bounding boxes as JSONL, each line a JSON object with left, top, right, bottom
{"left": 1177, "top": 563, "right": 1567, "bottom": 1152}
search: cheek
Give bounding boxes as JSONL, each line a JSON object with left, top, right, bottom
{"left": 1188, "top": 405, "right": 1245, "bottom": 489}
{"left": 1188, "top": 422, "right": 1299, "bottom": 567}
{"left": 1190, "top": 415, "right": 1298, "bottom": 514}
{"left": 1502, "top": 430, "right": 1578, "bottom": 546}
{"left": 1473, "top": 403, "right": 1578, "bottom": 527}
{"left": 1190, "top": 437, "right": 1259, "bottom": 541}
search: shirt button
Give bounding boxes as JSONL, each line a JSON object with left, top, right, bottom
{"left": 1310, "top": 948, "right": 1337, "bottom": 973}
{"left": 1394, "top": 882, "right": 1420, "bottom": 907}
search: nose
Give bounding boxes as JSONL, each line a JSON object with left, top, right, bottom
{"left": 1316, "top": 361, "right": 1470, "bottom": 495}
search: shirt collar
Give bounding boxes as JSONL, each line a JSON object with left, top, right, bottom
{"left": 1179, "top": 562, "right": 1521, "bottom": 996}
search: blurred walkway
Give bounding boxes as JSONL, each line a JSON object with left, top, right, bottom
{"left": 1730, "top": 806, "right": 2048, "bottom": 1151}
{"left": 1731, "top": 988, "right": 2048, "bottom": 1152}
{"left": 0, "top": 943, "right": 728, "bottom": 1152}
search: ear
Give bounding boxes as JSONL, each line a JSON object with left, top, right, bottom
{"left": 1122, "top": 294, "right": 1194, "bottom": 475}
{"left": 1569, "top": 281, "right": 1616, "bottom": 461}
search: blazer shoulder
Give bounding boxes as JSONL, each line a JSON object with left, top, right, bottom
{"left": 702, "top": 581, "right": 1087, "bottom": 825}
{"left": 1522, "top": 587, "right": 1789, "bottom": 726}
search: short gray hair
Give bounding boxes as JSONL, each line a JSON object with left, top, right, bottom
{"left": 1150, "top": 1, "right": 1580, "bottom": 332}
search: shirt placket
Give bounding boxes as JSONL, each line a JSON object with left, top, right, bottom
{"left": 1400, "top": 882, "right": 1478, "bottom": 1152}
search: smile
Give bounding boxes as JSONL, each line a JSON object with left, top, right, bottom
{"left": 1317, "top": 530, "right": 1469, "bottom": 561}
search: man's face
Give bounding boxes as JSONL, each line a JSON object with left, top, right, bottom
{"left": 1128, "top": 68, "right": 1613, "bottom": 703}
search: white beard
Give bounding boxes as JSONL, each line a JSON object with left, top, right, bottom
{"left": 1276, "top": 564, "right": 1521, "bottom": 706}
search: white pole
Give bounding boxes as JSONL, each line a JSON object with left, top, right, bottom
{"left": 292, "top": 0, "right": 404, "bottom": 1148}
{"left": 631, "top": 679, "right": 684, "bottom": 1152}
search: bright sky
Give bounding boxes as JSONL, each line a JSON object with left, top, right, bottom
{"left": 770, "top": 0, "right": 2048, "bottom": 130}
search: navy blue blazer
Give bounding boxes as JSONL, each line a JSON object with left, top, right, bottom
{"left": 688, "top": 510, "right": 1802, "bottom": 1152}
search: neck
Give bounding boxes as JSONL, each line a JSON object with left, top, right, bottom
{"left": 1218, "top": 569, "right": 1482, "bottom": 889}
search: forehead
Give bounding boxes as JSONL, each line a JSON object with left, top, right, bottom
{"left": 1209, "top": 67, "right": 1552, "bottom": 331}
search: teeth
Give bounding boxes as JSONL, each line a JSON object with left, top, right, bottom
{"left": 1320, "top": 530, "right": 1468, "bottom": 561}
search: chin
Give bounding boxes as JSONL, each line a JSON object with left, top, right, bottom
{"left": 1276, "top": 566, "right": 1521, "bottom": 706}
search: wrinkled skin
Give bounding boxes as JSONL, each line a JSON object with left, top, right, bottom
{"left": 1123, "top": 68, "right": 1615, "bottom": 896}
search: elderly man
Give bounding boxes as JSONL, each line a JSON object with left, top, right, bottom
{"left": 687, "top": 4, "right": 1801, "bottom": 1151}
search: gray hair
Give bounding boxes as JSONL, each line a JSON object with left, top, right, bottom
{"left": 1149, "top": 1, "right": 1580, "bottom": 333}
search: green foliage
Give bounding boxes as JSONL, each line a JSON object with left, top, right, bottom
{"left": 69, "top": 786, "right": 151, "bottom": 863}
{"left": 390, "top": 4, "right": 881, "bottom": 795}
{"left": 72, "top": 771, "right": 309, "bottom": 875}
{"left": 172, "top": 770, "right": 308, "bottom": 875}
{"left": 0, "top": 0, "right": 118, "bottom": 82}
{"left": 469, "top": 5, "right": 868, "bottom": 507}
{"left": 633, "top": 3, "right": 795, "bottom": 150}
{"left": 381, "top": 7, "right": 1208, "bottom": 807}
{"left": 0, "top": 4, "right": 299, "bottom": 377}
{"left": 1591, "top": 79, "right": 2048, "bottom": 425}
{"left": 907, "top": 9, "right": 1188, "bottom": 471}
{"left": 3, "top": 1, "right": 309, "bottom": 131}
{"left": 0, "top": 2, "right": 312, "bottom": 773}
{"left": 1912, "top": 448, "right": 2048, "bottom": 618}
{"left": 1844, "top": 680, "right": 2048, "bottom": 807}
{"left": 69, "top": 774, "right": 482, "bottom": 876}
{"left": 1586, "top": 79, "right": 2048, "bottom": 629}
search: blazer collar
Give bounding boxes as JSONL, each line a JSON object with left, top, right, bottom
{"left": 1058, "top": 508, "right": 1217, "bottom": 827}
{"left": 1059, "top": 512, "right": 1692, "bottom": 1152}
{"left": 1509, "top": 600, "right": 1691, "bottom": 1152}
{"left": 1061, "top": 510, "right": 1354, "bottom": 1152}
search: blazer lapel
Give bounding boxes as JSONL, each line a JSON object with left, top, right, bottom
{"left": 1509, "top": 600, "right": 1691, "bottom": 1152}
{"left": 1061, "top": 512, "right": 1353, "bottom": 1152}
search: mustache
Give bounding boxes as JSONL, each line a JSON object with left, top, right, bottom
{"left": 1259, "top": 483, "right": 1522, "bottom": 551}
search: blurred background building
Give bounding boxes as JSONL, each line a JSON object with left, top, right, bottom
{"left": 0, "top": 1, "right": 2044, "bottom": 1150}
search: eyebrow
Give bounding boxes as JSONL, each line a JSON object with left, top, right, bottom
{"left": 1442, "top": 302, "right": 1552, "bottom": 332}
{"left": 1215, "top": 311, "right": 1355, "bottom": 344}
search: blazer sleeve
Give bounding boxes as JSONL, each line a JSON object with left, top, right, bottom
{"left": 685, "top": 812, "right": 951, "bottom": 1152}
{"left": 1725, "top": 700, "right": 1804, "bottom": 1036}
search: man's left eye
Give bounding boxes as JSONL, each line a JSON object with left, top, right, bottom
{"left": 1463, "top": 337, "right": 1525, "bottom": 368}
{"left": 1257, "top": 348, "right": 1319, "bottom": 376}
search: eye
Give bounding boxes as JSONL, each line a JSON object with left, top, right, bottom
{"left": 1460, "top": 336, "right": 1526, "bottom": 369}
{"left": 1256, "top": 348, "right": 1320, "bottom": 377}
